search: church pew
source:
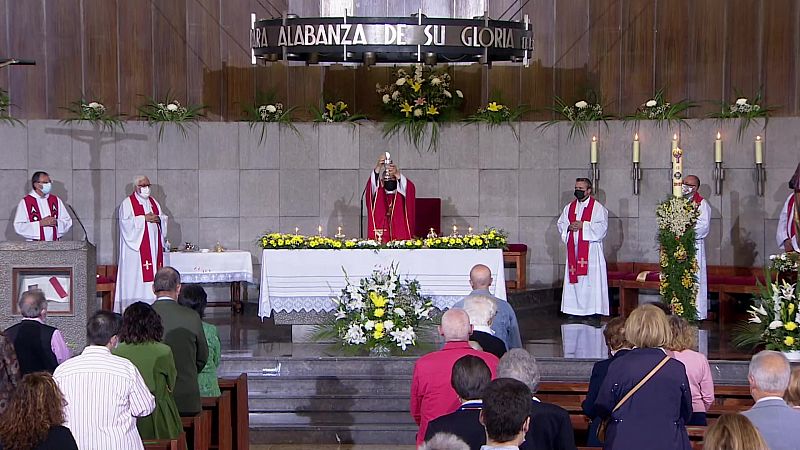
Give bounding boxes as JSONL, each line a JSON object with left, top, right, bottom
{"left": 218, "top": 374, "right": 250, "bottom": 450}
{"left": 201, "top": 391, "right": 233, "bottom": 450}
{"left": 181, "top": 410, "right": 212, "bottom": 450}
{"left": 143, "top": 432, "right": 187, "bottom": 450}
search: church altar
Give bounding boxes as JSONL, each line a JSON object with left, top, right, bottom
{"left": 165, "top": 250, "right": 253, "bottom": 312}
{"left": 258, "top": 248, "right": 506, "bottom": 319}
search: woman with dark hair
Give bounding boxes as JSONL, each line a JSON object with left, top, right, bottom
{"left": 0, "top": 372, "right": 78, "bottom": 450}
{"left": 0, "top": 330, "right": 21, "bottom": 415}
{"left": 178, "top": 284, "right": 221, "bottom": 397}
{"left": 112, "top": 301, "right": 182, "bottom": 441}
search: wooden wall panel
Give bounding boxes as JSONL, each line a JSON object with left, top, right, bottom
{"left": 220, "top": 0, "right": 254, "bottom": 120}
{"left": 588, "top": 0, "right": 622, "bottom": 115}
{"left": 520, "top": 0, "right": 555, "bottom": 119}
{"left": 353, "top": 65, "right": 391, "bottom": 119}
{"left": 761, "top": 0, "right": 798, "bottom": 115}
{"left": 0, "top": 0, "right": 9, "bottom": 90}
{"left": 118, "top": 1, "right": 153, "bottom": 117}
{"left": 83, "top": 0, "right": 119, "bottom": 113}
{"left": 553, "top": 0, "right": 590, "bottom": 104}
{"left": 45, "top": 0, "right": 83, "bottom": 118}
{"left": 620, "top": 0, "right": 655, "bottom": 114}
{"left": 687, "top": 0, "right": 725, "bottom": 116}
{"left": 187, "top": 0, "right": 222, "bottom": 119}
{"left": 725, "top": 0, "right": 762, "bottom": 99}
{"left": 322, "top": 65, "right": 357, "bottom": 113}
{"left": 654, "top": 0, "right": 689, "bottom": 105}
{"left": 452, "top": 64, "right": 483, "bottom": 117}
{"left": 7, "top": 0, "right": 47, "bottom": 118}
{"left": 152, "top": 0, "right": 187, "bottom": 102}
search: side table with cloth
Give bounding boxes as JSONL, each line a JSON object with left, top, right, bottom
{"left": 165, "top": 251, "right": 253, "bottom": 313}
{"left": 258, "top": 249, "right": 506, "bottom": 326}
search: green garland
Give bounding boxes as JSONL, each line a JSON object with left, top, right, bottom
{"left": 656, "top": 197, "right": 700, "bottom": 320}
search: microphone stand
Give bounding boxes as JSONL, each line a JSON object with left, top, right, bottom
{"left": 66, "top": 203, "right": 93, "bottom": 246}
{"left": 359, "top": 178, "right": 370, "bottom": 238}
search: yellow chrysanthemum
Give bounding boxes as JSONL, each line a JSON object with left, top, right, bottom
{"left": 400, "top": 102, "right": 413, "bottom": 117}
{"left": 785, "top": 322, "right": 798, "bottom": 331}
{"left": 277, "top": 239, "right": 284, "bottom": 246}
{"left": 487, "top": 102, "right": 504, "bottom": 112}
{"left": 374, "top": 308, "right": 385, "bottom": 318}
{"left": 785, "top": 336, "right": 795, "bottom": 346}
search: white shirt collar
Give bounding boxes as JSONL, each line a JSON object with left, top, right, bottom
{"left": 473, "top": 324, "right": 495, "bottom": 335}
{"left": 21, "top": 317, "right": 44, "bottom": 323}
{"left": 755, "top": 396, "right": 786, "bottom": 404}
{"left": 82, "top": 345, "right": 111, "bottom": 355}
{"left": 29, "top": 189, "right": 48, "bottom": 199}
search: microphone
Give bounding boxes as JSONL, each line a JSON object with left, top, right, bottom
{"left": 0, "top": 59, "right": 36, "bottom": 68}
{"left": 65, "top": 203, "right": 93, "bottom": 246}
{"left": 359, "top": 181, "right": 369, "bottom": 238}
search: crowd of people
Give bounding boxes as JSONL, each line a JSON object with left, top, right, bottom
{"left": 0, "top": 267, "right": 221, "bottom": 450}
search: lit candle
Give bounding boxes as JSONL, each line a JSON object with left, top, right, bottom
{"left": 453, "top": 224, "right": 458, "bottom": 235}
{"left": 468, "top": 226, "right": 473, "bottom": 235}
{"left": 295, "top": 226, "right": 300, "bottom": 235}
{"left": 672, "top": 133, "right": 678, "bottom": 150}
{"left": 755, "top": 135, "right": 763, "bottom": 164}
{"left": 633, "top": 133, "right": 640, "bottom": 163}
{"left": 318, "top": 225, "right": 323, "bottom": 235}
{"left": 337, "top": 226, "right": 342, "bottom": 235}
{"left": 590, "top": 136, "right": 598, "bottom": 164}
{"left": 714, "top": 131, "right": 723, "bottom": 163}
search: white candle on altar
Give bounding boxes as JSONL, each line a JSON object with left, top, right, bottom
{"left": 468, "top": 226, "right": 473, "bottom": 235}
{"left": 453, "top": 224, "right": 458, "bottom": 235}
{"left": 672, "top": 133, "right": 678, "bottom": 150}
{"left": 715, "top": 131, "right": 723, "bottom": 163}
{"left": 294, "top": 226, "right": 300, "bottom": 235}
{"left": 755, "top": 135, "right": 764, "bottom": 164}
{"left": 590, "top": 136, "right": 598, "bottom": 164}
{"left": 318, "top": 225, "right": 323, "bottom": 235}
{"left": 337, "top": 226, "right": 342, "bottom": 235}
{"left": 633, "top": 133, "right": 640, "bottom": 163}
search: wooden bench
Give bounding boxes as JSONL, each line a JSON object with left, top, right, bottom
{"left": 503, "top": 244, "right": 528, "bottom": 292}
{"left": 201, "top": 391, "right": 233, "bottom": 450}
{"left": 96, "top": 264, "right": 117, "bottom": 311}
{"left": 143, "top": 433, "right": 187, "bottom": 450}
{"left": 181, "top": 410, "right": 212, "bottom": 450}
{"left": 218, "top": 374, "right": 250, "bottom": 450}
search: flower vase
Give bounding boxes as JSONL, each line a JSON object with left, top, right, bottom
{"left": 783, "top": 350, "right": 800, "bottom": 362}
{"left": 369, "top": 344, "right": 391, "bottom": 358}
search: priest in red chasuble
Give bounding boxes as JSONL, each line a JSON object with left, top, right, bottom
{"left": 366, "top": 153, "right": 416, "bottom": 243}
{"left": 14, "top": 171, "right": 73, "bottom": 241}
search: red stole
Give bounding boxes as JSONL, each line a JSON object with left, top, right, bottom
{"left": 789, "top": 194, "right": 798, "bottom": 241}
{"left": 691, "top": 192, "right": 704, "bottom": 205}
{"left": 23, "top": 194, "right": 59, "bottom": 241}
{"left": 129, "top": 194, "right": 163, "bottom": 282}
{"left": 366, "top": 177, "right": 416, "bottom": 243}
{"left": 567, "top": 197, "right": 595, "bottom": 284}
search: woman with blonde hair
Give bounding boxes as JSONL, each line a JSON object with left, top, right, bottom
{"left": 703, "top": 413, "right": 769, "bottom": 450}
{"left": 0, "top": 372, "right": 78, "bottom": 450}
{"left": 783, "top": 367, "right": 800, "bottom": 409}
{"left": 667, "top": 315, "right": 715, "bottom": 425}
{"left": 595, "top": 304, "right": 692, "bottom": 450}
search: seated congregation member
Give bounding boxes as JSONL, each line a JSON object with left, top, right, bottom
{"left": 420, "top": 433, "right": 470, "bottom": 450}
{"left": 783, "top": 367, "right": 800, "bottom": 409}
{"left": 113, "top": 302, "right": 182, "bottom": 441}
{"left": 0, "top": 330, "right": 20, "bottom": 415}
{"left": 582, "top": 316, "right": 630, "bottom": 447}
{"left": 54, "top": 311, "right": 155, "bottom": 450}
{"left": 178, "top": 284, "right": 221, "bottom": 397}
{"left": 424, "top": 355, "right": 492, "bottom": 449}
{"left": 463, "top": 296, "right": 506, "bottom": 358}
{"left": 594, "top": 304, "right": 692, "bottom": 450}
{"left": 479, "top": 378, "right": 531, "bottom": 450}
{"left": 741, "top": 350, "right": 800, "bottom": 450}
{"left": 151, "top": 267, "right": 208, "bottom": 415}
{"left": 0, "top": 372, "right": 78, "bottom": 450}
{"left": 498, "top": 349, "right": 576, "bottom": 450}
{"left": 703, "top": 413, "right": 769, "bottom": 450}
{"left": 454, "top": 264, "right": 522, "bottom": 350}
{"left": 5, "top": 290, "right": 70, "bottom": 374}
{"left": 411, "top": 309, "right": 499, "bottom": 446}
{"left": 667, "top": 316, "right": 714, "bottom": 425}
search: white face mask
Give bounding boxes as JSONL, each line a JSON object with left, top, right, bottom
{"left": 138, "top": 186, "right": 151, "bottom": 198}
{"left": 681, "top": 185, "right": 693, "bottom": 196}
{"left": 41, "top": 182, "right": 52, "bottom": 195}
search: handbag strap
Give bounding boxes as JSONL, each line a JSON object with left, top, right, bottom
{"left": 611, "top": 354, "right": 671, "bottom": 413}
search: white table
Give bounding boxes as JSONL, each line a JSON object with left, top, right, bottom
{"left": 258, "top": 248, "right": 506, "bottom": 319}
{"left": 165, "top": 250, "right": 253, "bottom": 313}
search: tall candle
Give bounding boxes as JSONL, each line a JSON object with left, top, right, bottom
{"left": 337, "top": 226, "right": 342, "bottom": 235}
{"left": 755, "top": 135, "right": 764, "bottom": 164}
{"left": 672, "top": 133, "right": 678, "bottom": 150}
{"left": 633, "top": 133, "right": 640, "bottom": 163}
{"left": 672, "top": 147, "right": 684, "bottom": 198}
{"left": 468, "top": 226, "right": 473, "bottom": 235}
{"left": 590, "top": 136, "right": 598, "bottom": 164}
{"left": 295, "top": 226, "right": 300, "bottom": 235}
{"left": 318, "top": 225, "right": 323, "bottom": 235}
{"left": 714, "top": 132, "right": 723, "bottom": 163}
{"left": 453, "top": 224, "right": 458, "bottom": 235}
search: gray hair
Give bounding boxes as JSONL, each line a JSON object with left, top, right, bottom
{"left": 462, "top": 295, "right": 497, "bottom": 326}
{"left": 441, "top": 308, "right": 471, "bottom": 342}
{"left": 132, "top": 175, "right": 149, "bottom": 186}
{"left": 498, "top": 348, "right": 540, "bottom": 393}
{"left": 153, "top": 266, "right": 181, "bottom": 293}
{"left": 749, "top": 350, "right": 791, "bottom": 393}
{"left": 419, "top": 433, "right": 470, "bottom": 450}
{"left": 18, "top": 290, "right": 47, "bottom": 318}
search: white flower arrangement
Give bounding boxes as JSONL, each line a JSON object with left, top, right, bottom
{"left": 770, "top": 253, "right": 800, "bottom": 273}
{"left": 139, "top": 96, "right": 204, "bottom": 140}
{"left": 61, "top": 98, "right": 123, "bottom": 132}
{"left": 626, "top": 89, "right": 695, "bottom": 127}
{"left": 737, "top": 279, "right": 800, "bottom": 351}
{"left": 257, "top": 103, "right": 285, "bottom": 121}
{"left": 711, "top": 91, "right": 772, "bottom": 141}
{"left": 656, "top": 197, "right": 700, "bottom": 237}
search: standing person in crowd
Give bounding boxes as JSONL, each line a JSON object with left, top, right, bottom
{"left": 595, "top": 304, "right": 692, "bottom": 450}
{"left": 151, "top": 267, "right": 208, "bottom": 416}
{"left": 783, "top": 367, "right": 800, "bottom": 410}
{"left": 13, "top": 171, "right": 72, "bottom": 241}
{"left": 777, "top": 162, "right": 800, "bottom": 253}
{"left": 479, "top": 378, "right": 532, "bottom": 450}
{"left": 0, "top": 330, "right": 20, "bottom": 416}
{"left": 113, "top": 302, "right": 182, "bottom": 441}
{"left": 424, "top": 355, "right": 492, "bottom": 449}
{"left": 741, "top": 350, "right": 800, "bottom": 450}
{"left": 582, "top": 316, "right": 631, "bottom": 447}
{"left": 178, "top": 284, "right": 221, "bottom": 397}
{"left": 498, "top": 349, "right": 576, "bottom": 450}
{"left": 681, "top": 175, "right": 711, "bottom": 319}
{"left": 703, "top": 413, "right": 769, "bottom": 450}
{"left": 5, "top": 290, "right": 70, "bottom": 375}
{"left": 667, "top": 316, "right": 714, "bottom": 425}
{"left": 0, "top": 372, "right": 78, "bottom": 450}
{"left": 54, "top": 311, "right": 155, "bottom": 450}
{"left": 463, "top": 296, "right": 506, "bottom": 358}
{"left": 420, "top": 433, "right": 470, "bottom": 450}
{"left": 453, "top": 264, "right": 522, "bottom": 350}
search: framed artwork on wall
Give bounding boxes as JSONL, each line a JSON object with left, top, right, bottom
{"left": 12, "top": 267, "right": 74, "bottom": 315}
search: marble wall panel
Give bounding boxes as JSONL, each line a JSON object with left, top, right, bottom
{"left": 199, "top": 169, "right": 239, "bottom": 217}
{"left": 319, "top": 124, "right": 359, "bottom": 169}
{"left": 238, "top": 122, "right": 280, "bottom": 169}
{"left": 71, "top": 124, "right": 115, "bottom": 169}
{"left": 480, "top": 124, "right": 519, "bottom": 169}
{"left": 279, "top": 169, "right": 319, "bottom": 217}
{"left": 199, "top": 122, "right": 239, "bottom": 169}
{"left": 157, "top": 125, "right": 199, "bottom": 169}
{"left": 239, "top": 170, "right": 280, "bottom": 217}
{"left": 0, "top": 123, "right": 27, "bottom": 169}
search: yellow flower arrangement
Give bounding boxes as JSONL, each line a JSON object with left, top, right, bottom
{"left": 785, "top": 322, "right": 797, "bottom": 331}
{"left": 785, "top": 336, "right": 795, "bottom": 346}
{"left": 373, "top": 308, "right": 385, "bottom": 318}
{"left": 259, "top": 228, "right": 507, "bottom": 250}
{"left": 370, "top": 292, "right": 387, "bottom": 308}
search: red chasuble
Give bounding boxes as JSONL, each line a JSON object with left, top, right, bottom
{"left": 691, "top": 191, "right": 704, "bottom": 205}
{"left": 366, "top": 176, "right": 416, "bottom": 243}
{"left": 23, "top": 194, "right": 59, "bottom": 241}
{"left": 129, "top": 193, "right": 164, "bottom": 282}
{"left": 566, "top": 197, "right": 595, "bottom": 284}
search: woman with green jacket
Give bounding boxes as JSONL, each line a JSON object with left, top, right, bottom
{"left": 179, "top": 284, "right": 221, "bottom": 397}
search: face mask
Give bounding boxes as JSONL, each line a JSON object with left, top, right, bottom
{"left": 138, "top": 186, "right": 151, "bottom": 198}
{"left": 574, "top": 190, "right": 586, "bottom": 200}
{"left": 383, "top": 179, "right": 398, "bottom": 192}
{"left": 682, "top": 185, "right": 693, "bottom": 196}
{"left": 41, "top": 182, "right": 52, "bottom": 195}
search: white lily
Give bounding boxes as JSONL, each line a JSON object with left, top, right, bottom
{"left": 575, "top": 100, "right": 588, "bottom": 109}
{"left": 265, "top": 104, "right": 277, "bottom": 113}
{"left": 769, "top": 320, "right": 784, "bottom": 330}
{"left": 645, "top": 99, "right": 657, "bottom": 107}
{"left": 735, "top": 98, "right": 748, "bottom": 105}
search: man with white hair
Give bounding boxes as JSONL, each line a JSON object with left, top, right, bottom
{"left": 453, "top": 264, "right": 522, "bottom": 349}
{"left": 410, "top": 309, "right": 499, "bottom": 446}
{"left": 463, "top": 295, "right": 506, "bottom": 358}
{"left": 498, "top": 349, "right": 576, "bottom": 450}
{"left": 114, "top": 175, "right": 169, "bottom": 312}
{"left": 741, "top": 350, "right": 800, "bottom": 450}
{"left": 5, "top": 290, "right": 70, "bottom": 374}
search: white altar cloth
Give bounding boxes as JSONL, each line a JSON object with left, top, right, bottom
{"left": 165, "top": 251, "right": 253, "bottom": 284}
{"left": 258, "top": 248, "right": 506, "bottom": 318}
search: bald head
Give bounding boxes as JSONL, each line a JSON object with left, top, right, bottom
{"left": 469, "top": 264, "right": 492, "bottom": 290}
{"left": 749, "top": 350, "right": 791, "bottom": 397}
{"left": 440, "top": 308, "right": 472, "bottom": 342}
{"left": 684, "top": 175, "right": 699, "bottom": 186}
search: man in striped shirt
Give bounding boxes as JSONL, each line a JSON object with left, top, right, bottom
{"left": 54, "top": 311, "right": 155, "bottom": 450}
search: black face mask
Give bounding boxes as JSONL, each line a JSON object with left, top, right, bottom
{"left": 574, "top": 189, "right": 586, "bottom": 200}
{"left": 383, "top": 179, "right": 398, "bottom": 192}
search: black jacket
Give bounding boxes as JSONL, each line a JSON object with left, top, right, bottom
{"left": 5, "top": 320, "right": 58, "bottom": 374}
{"left": 519, "top": 399, "right": 577, "bottom": 450}
{"left": 424, "top": 400, "right": 485, "bottom": 450}
{"left": 470, "top": 330, "right": 507, "bottom": 358}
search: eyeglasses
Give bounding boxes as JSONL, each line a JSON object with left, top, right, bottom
{"left": 137, "top": 184, "right": 151, "bottom": 188}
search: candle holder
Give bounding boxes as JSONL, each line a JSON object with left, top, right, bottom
{"left": 589, "top": 163, "right": 600, "bottom": 190}
{"left": 713, "top": 162, "right": 725, "bottom": 195}
{"left": 754, "top": 163, "right": 766, "bottom": 197}
{"left": 631, "top": 162, "right": 642, "bottom": 195}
